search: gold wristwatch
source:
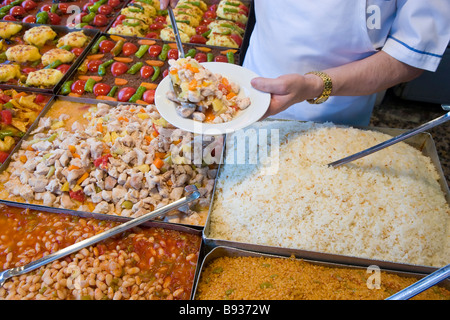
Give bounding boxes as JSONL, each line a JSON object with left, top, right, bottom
{"left": 305, "top": 71, "right": 333, "bottom": 104}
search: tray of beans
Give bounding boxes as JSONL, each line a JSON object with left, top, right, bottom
{"left": 0, "top": 21, "right": 99, "bottom": 93}
{"left": 193, "top": 246, "right": 450, "bottom": 300}
{"left": 0, "top": 204, "right": 203, "bottom": 300}
{"left": 108, "top": 0, "right": 252, "bottom": 49}
{"left": 0, "top": 88, "right": 52, "bottom": 167}
{"left": 0, "top": 0, "right": 129, "bottom": 31}
{"left": 58, "top": 33, "right": 239, "bottom": 104}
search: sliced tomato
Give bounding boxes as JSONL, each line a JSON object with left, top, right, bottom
{"left": 69, "top": 189, "right": 86, "bottom": 202}
{"left": 0, "top": 151, "right": 9, "bottom": 163}
{"left": 230, "top": 33, "right": 243, "bottom": 47}
{"left": 1, "top": 109, "right": 12, "bottom": 125}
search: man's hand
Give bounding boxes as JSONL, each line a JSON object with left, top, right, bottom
{"left": 251, "top": 74, "right": 324, "bottom": 118}
{"left": 160, "top": 0, "right": 179, "bottom": 9}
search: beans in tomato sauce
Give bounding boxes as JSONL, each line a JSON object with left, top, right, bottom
{"left": 0, "top": 205, "right": 201, "bottom": 300}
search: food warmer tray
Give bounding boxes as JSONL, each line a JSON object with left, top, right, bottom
{"left": 0, "top": 95, "right": 224, "bottom": 230}
{"left": 202, "top": 122, "right": 450, "bottom": 275}
{"left": 192, "top": 246, "right": 450, "bottom": 300}
{"left": 0, "top": 22, "right": 101, "bottom": 94}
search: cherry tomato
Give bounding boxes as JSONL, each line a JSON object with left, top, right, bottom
{"left": 87, "top": 60, "right": 103, "bottom": 72}
{"left": 190, "top": 34, "right": 207, "bottom": 44}
{"left": 140, "top": 65, "right": 154, "bottom": 79}
{"left": 2, "top": 15, "right": 16, "bottom": 21}
{"left": 0, "top": 94, "right": 11, "bottom": 103}
{"left": 194, "top": 52, "right": 207, "bottom": 63}
{"left": 93, "top": 83, "right": 111, "bottom": 96}
{"left": 71, "top": 47, "right": 84, "bottom": 57}
{"left": 110, "top": 62, "right": 128, "bottom": 76}
{"left": 167, "top": 48, "right": 179, "bottom": 60}
{"left": 108, "top": 0, "right": 121, "bottom": 8}
{"left": 40, "top": 4, "right": 52, "bottom": 12}
{"left": 145, "top": 32, "right": 159, "bottom": 39}
{"left": 69, "top": 190, "right": 86, "bottom": 202}
{"left": 58, "top": 3, "right": 69, "bottom": 14}
{"left": 0, "top": 151, "right": 9, "bottom": 163}
{"left": 214, "top": 55, "right": 228, "bottom": 63}
{"left": 21, "top": 0, "right": 37, "bottom": 11}
{"left": 154, "top": 16, "right": 166, "bottom": 24}
{"left": 149, "top": 22, "right": 165, "bottom": 30}
{"left": 2, "top": 0, "right": 15, "bottom": 6}
{"left": 117, "top": 87, "right": 136, "bottom": 102}
{"left": 230, "top": 34, "right": 243, "bottom": 47}
{"left": 239, "top": 4, "right": 249, "bottom": 15}
{"left": 1, "top": 109, "right": 12, "bottom": 125}
{"left": 98, "top": 4, "right": 113, "bottom": 15}
{"left": 22, "top": 15, "right": 36, "bottom": 23}
{"left": 162, "top": 68, "right": 169, "bottom": 78}
{"left": 148, "top": 44, "right": 162, "bottom": 58}
{"left": 71, "top": 80, "right": 86, "bottom": 95}
{"left": 99, "top": 40, "right": 115, "bottom": 53}
{"left": 21, "top": 67, "right": 36, "bottom": 74}
{"left": 93, "top": 14, "right": 108, "bottom": 27}
{"left": 56, "top": 64, "right": 71, "bottom": 74}
{"left": 82, "top": 2, "right": 94, "bottom": 12}
{"left": 208, "top": 4, "right": 217, "bottom": 12}
{"left": 112, "top": 14, "right": 125, "bottom": 27}
{"left": 47, "top": 12, "right": 61, "bottom": 25}
{"left": 199, "top": 18, "right": 214, "bottom": 26}
{"left": 203, "top": 10, "right": 216, "bottom": 20}
{"left": 122, "top": 42, "right": 138, "bottom": 56}
{"left": 195, "top": 25, "right": 209, "bottom": 35}
{"left": 9, "top": 6, "right": 26, "bottom": 17}
{"left": 34, "top": 94, "right": 47, "bottom": 104}
{"left": 143, "top": 89, "right": 155, "bottom": 104}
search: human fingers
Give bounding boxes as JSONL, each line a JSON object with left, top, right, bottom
{"left": 250, "top": 76, "right": 291, "bottom": 95}
{"left": 160, "top": 0, "right": 179, "bottom": 9}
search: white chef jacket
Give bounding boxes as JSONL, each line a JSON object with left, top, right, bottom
{"left": 243, "top": 0, "right": 450, "bottom": 126}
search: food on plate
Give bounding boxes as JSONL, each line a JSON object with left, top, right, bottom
{"left": 5, "top": 45, "right": 41, "bottom": 63}
{"left": 195, "top": 255, "right": 450, "bottom": 300}
{"left": 216, "top": 0, "right": 249, "bottom": 24}
{"left": 0, "top": 89, "right": 48, "bottom": 163}
{"left": 23, "top": 25, "right": 57, "bottom": 47}
{"left": 0, "top": 21, "right": 22, "bottom": 39}
{"left": 107, "top": 23, "right": 147, "bottom": 38}
{"left": 0, "top": 101, "right": 221, "bottom": 226}
{"left": 60, "top": 35, "right": 238, "bottom": 103}
{"left": 25, "top": 69, "right": 64, "bottom": 87}
{"left": 167, "top": 57, "right": 251, "bottom": 123}
{"left": 209, "top": 121, "right": 449, "bottom": 267}
{"left": 0, "top": 205, "right": 201, "bottom": 300}
{"left": 0, "top": 27, "right": 91, "bottom": 88}
{"left": 41, "top": 48, "right": 76, "bottom": 67}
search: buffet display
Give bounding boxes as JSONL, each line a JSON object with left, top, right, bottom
{"left": 0, "top": 0, "right": 448, "bottom": 301}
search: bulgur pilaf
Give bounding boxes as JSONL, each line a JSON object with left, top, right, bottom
{"left": 195, "top": 256, "right": 450, "bottom": 300}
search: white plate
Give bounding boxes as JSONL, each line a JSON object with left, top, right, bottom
{"left": 154, "top": 62, "right": 270, "bottom": 135}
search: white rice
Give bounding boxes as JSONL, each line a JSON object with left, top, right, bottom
{"left": 209, "top": 121, "right": 449, "bottom": 267}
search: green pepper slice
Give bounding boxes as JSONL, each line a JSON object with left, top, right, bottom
{"left": 158, "top": 44, "right": 170, "bottom": 61}
{"left": 98, "top": 59, "right": 114, "bottom": 76}
{"left": 111, "top": 40, "right": 124, "bottom": 56}
{"left": 128, "top": 86, "right": 146, "bottom": 103}
{"left": 91, "top": 35, "right": 107, "bottom": 54}
{"left": 84, "top": 78, "right": 96, "bottom": 93}
{"left": 44, "top": 60, "right": 62, "bottom": 69}
{"left": 151, "top": 66, "right": 160, "bottom": 82}
{"left": 135, "top": 44, "right": 149, "bottom": 58}
{"left": 127, "top": 62, "right": 143, "bottom": 75}
{"left": 60, "top": 80, "right": 74, "bottom": 95}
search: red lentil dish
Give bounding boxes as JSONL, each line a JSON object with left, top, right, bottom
{"left": 195, "top": 256, "right": 450, "bottom": 300}
{"left": 0, "top": 205, "right": 201, "bottom": 300}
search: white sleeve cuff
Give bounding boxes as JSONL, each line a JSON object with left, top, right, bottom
{"left": 382, "top": 36, "right": 444, "bottom": 72}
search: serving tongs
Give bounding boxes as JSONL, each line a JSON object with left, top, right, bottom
{"left": 0, "top": 185, "right": 201, "bottom": 287}
{"left": 328, "top": 109, "right": 450, "bottom": 168}
{"left": 166, "top": 7, "right": 198, "bottom": 113}
{"left": 386, "top": 264, "right": 450, "bottom": 300}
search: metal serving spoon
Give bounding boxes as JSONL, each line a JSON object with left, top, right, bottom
{"left": 386, "top": 264, "right": 450, "bottom": 300}
{"left": 328, "top": 111, "right": 450, "bottom": 168}
{"left": 0, "top": 185, "right": 200, "bottom": 287}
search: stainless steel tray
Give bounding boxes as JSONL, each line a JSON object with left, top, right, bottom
{"left": 192, "top": 246, "right": 450, "bottom": 300}
{"left": 0, "top": 22, "right": 100, "bottom": 94}
{"left": 203, "top": 121, "right": 450, "bottom": 274}
{"left": 0, "top": 95, "right": 224, "bottom": 230}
